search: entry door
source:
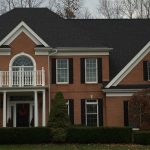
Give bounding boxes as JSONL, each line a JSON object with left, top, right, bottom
{"left": 16, "top": 104, "right": 29, "bottom": 127}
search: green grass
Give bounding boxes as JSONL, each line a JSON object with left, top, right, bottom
{"left": 0, "top": 144, "right": 149, "bottom": 150}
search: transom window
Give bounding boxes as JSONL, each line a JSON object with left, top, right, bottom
{"left": 85, "top": 100, "right": 99, "bottom": 127}
{"left": 56, "top": 59, "right": 69, "bottom": 84}
{"left": 13, "top": 56, "right": 33, "bottom": 66}
{"left": 85, "top": 58, "right": 98, "bottom": 83}
{"left": 148, "top": 61, "right": 150, "bottom": 80}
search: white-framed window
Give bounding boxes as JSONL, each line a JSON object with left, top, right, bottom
{"left": 85, "top": 58, "right": 98, "bottom": 83}
{"left": 56, "top": 59, "right": 69, "bottom": 84}
{"left": 148, "top": 61, "right": 150, "bottom": 80}
{"left": 85, "top": 100, "right": 99, "bottom": 127}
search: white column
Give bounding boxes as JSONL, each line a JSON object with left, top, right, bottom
{"left": 34, "top": 91, "right": 38, "bottom": 127}
{"left": 3, "top": 92, "right": 6, "bottom": 127}
{"left": 42, "top": 67, "right": 45, "bottom": 86}
{"left": 42, "top": 90, "right": 46, "bottom": 127}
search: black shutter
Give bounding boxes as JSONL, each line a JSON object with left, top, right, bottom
{"left": 69, "top": 99, "right": 74, "bottom": 124}
{"left": 98, "top": 58, "right": 102, "bottom": 83}
{"left": 51, "top": 58, "right": 56, "bottom": 84}
{"left": 124, "top": 101, "right": 129, "bottom": 126}
{"left": 143, "top": 61, "right": 148, "bottom": 81}
{"left": 98, "top": 99, "right": 103, "bottom": 126}
{"left": 80, "top": 58, "right": 85, "bottom": 84}
{"left": 69, "top": 58, "right": 73, "bottom": 84}
{"left": 81, "top": 99, "right": 85, "bottom": 125}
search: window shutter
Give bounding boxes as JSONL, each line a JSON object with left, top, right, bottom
{"left": 98, "top": 99, "right": 103, "bottom": 126}
{"left": 69, "top": 99, "right": 74, "bottom": 124}
{"left": 69, "top": 58, "right": 73, "bottom": 84}
{"left": 51, "top": 58, "right": 56, "bottom": 84}
{"left": 143, "top": 61, "right": 148, "bottom": 81}
{"left": 124, "top": 101, "right": 129, "bottom": 126}
{"left": 98, "top": 58, "right": 102, "bottom": 83}
{"left": 80, "top": 58, "right": 85, "bottom": 84}
{"left": 81, "top": 99, "right": 85, "bottom": 125}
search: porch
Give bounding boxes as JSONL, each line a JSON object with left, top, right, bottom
{"left": 0, "top": 89, "right": 46, "bottom": 127}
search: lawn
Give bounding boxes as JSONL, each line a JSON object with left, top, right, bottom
{"left": 0, "top": 144, "right": 150, "bottom": 150}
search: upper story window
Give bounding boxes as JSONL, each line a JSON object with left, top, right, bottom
{"left": 56, "top": 59, "right": 69, "bottom": 84}
{"left": 143, "top": 61, "right": 150, "bottom": 81}
{"left": 85, "top": 58, "right": 98, "bottom": 83}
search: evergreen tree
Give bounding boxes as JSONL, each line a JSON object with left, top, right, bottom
{"left": 48, "top": 92, "right": 70, "bottom": 128}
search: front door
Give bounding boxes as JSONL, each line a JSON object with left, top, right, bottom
{"left": 16, "top": 104, "right": 29, "bottom": 127}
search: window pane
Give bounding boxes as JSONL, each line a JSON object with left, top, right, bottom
{"left": 87, "top": 104, "right": 97, "bottom": 113}
{"left": 56, "top": 59, "right": 69, "bottom": 83}
{"left": 86, "top": 58, "right": 97, "bottom": 82}
{"left": 13, "top": 56, "right": 33, "bottom": 66}
{"left": 87, "top": 114, "right": 97, "bottom": 126}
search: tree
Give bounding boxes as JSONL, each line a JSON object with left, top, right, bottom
{"left": 129, "top": 88, "right": 150, "bottom": 129}
{"left": 78, "top": 8, "right": 93, "bottom": 19}
{"left": 0, "top": 0, "right": 44, "bottom": 14}
{"left": 51, "top": 0, "right": 82, "bottom": 19}
{"left": 48, "top": 91, "right": 70, "bottom": 128}
{"left": 98, "top": 0, "right": 123, "bottom": 18}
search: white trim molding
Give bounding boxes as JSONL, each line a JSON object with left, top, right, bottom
{"left": 103, "top": 89, "right": 142, "bottom": 97}
{"left": 106, "top": 41, "right": 150, "bottom": 88}
{"left": 0, "top": 21, "right": 49, "bottom": 47}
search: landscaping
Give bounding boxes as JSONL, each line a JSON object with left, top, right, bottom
{"left": 0, "top": 144, "right": 150, "bottom": 150}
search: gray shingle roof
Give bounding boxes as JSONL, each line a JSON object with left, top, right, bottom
{"left": 0, "top": 8, "right": 150, "bottom": 81}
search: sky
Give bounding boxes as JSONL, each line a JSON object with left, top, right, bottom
{"left": 84, "top": 0, "right": 99, "bottom": 17}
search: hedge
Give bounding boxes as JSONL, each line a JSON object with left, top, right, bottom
{"left": 66, "top": 127, "right": 132, "bottom": 144}
{"left": 0, "top": 127, "right": 52, "bottom": 144}
{"left": 134, "top": 131, "right": 150, "bottom": 145}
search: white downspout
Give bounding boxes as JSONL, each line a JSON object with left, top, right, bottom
{"left": 48, "top": 49, "right": 58, "bottom": 114}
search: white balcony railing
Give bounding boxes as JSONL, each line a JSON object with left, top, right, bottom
{"left": 0, "top": 68, "right": 45, "bottom": 87}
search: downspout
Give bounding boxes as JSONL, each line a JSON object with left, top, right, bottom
{"left": 48, "top": 49, "right": 58, "bottom": 113}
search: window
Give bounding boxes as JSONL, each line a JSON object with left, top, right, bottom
{"left": 148, "top": 61, "right": 150, "bottom": 80}
{"left": 85, "top": 100, "right": 99, "bottom": 126}
{"left": 85, "top": 58, "right": 98, "bottom": 83}
{"left": 56, "top": 59, "right": 69, "bottom": 84}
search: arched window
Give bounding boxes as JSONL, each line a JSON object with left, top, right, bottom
{"left": 12, "top": 56, "right": 33, "bottom": 66}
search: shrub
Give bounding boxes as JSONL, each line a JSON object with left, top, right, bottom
{"left": 0, "top": 127, "right": 52, "bottom": 144}
{"left": 134, "top": 131, "right": 150, "bottom": 145}
{"left": 66, "top": 127, "right": 132, "bottom": 144}
{"left": 51, "top": 128, "right": 66, "bottom": 143}
{"left": 48, "top": 92, "right": 70, "bottom": 128}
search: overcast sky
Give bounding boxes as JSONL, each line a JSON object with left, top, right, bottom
{"left": 84, "top": 0, "right": 99, "bottom": 16}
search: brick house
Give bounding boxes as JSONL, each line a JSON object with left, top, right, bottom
{"left": 0, "top": 8, "right": 149, "bottom": 127}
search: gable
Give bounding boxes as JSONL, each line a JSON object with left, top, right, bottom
{"left": 106, "top": 41, "right": 150, "bottom": 88}
{"left": 0, "top": 21, "right": 49, "bottom": 47}
{"left": 120, "top": 53, "right": 150, "bottom": 85}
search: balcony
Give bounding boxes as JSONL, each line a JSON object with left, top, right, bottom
{"left": 0, "top": 68, "right": 45, "bottom": 87}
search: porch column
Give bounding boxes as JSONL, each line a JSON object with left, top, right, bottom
{"left": 42, "top": 90, "right": 46, "bottom": 126}
{"left": 34, "top": 91, "right": 38, "bottom": 127}
{"left": 3, "top": 92, "right": 6, "bottom": 127}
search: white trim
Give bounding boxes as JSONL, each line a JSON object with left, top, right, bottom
{"left": 0, "top": 52, "right": 11, "bottom": 55}
{"left": 85, "top": 58, "right": 98, "bottom": 84}
{"left": 0, "top": 21, "right": 49, "bottom": 47}
{"left": 106, "top": 41, "right": 150, "bottom": 88}
{"left": 106, "top": 93, "right": 133, "bottom": 97}
{"left": 54, "top": 52, "right": 109, "bottom": 56}
{"left": 56, "top": 59, "right": 69, "bottom": 84}
{"left": 9, "top": 52, "right": 36, "bottom": 68}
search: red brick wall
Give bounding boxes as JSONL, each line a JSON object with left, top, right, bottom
{"left": 120, "top": 53, "right": 150, "bottom": 85}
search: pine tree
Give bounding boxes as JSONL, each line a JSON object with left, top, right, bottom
{"left": 48, "top": 92, "right": 70, "bottom": 128}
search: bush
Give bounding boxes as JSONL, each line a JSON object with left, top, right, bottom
{"left": 0, "top": 127, "right": 52, "bottom": 144}
{"left": 134, "top": 131, "right": 150, "bottom": 145}
{"left": 51, "top": 128, "right": 67, "bottom": 143}
{"left": 66, "top": 127, "right": 132, "bottom": 144}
